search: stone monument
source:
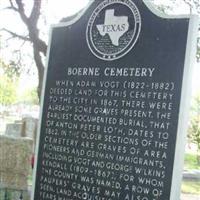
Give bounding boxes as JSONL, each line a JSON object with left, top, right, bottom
{"left": 32, "top": 1, "right": 198, "bottom": 200}
{"left": 0, "top": 135, "right": 33, "bottom": 190}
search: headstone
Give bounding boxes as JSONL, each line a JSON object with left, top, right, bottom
{"left": 23, "top": 118, "right": 37, "bottom": 138}
{"left": 22, "top": 117, "right": 38, "bottom": 148}
{"left": 5, "top": 123, "right": 23, "bottom": 137}
{"left": 32, "top": 1, "right": 198, "bottom": 200}
{"left": 0, "top": 135, "right": 33, "bottom": 190}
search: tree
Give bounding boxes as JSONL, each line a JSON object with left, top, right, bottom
{"left": 188, "top": 94, "right": 200, "bottom": 164}
{"left": 1, "top": 0, "right": 199, "bottom": 102}
{"left": 152, "top": 0, "right": 200, "bottom": 61}
{"left": 0, "top": 56, "right": 21, "bottom": 79}
{"left": 183, "top": 0, "right": 200, "bottom": 13}
{"left": 0, "top": 74, "right": 17, "bottom": 106}
{"left": 0, "top": 57, "right": 19, "bottom": 105}
{"left": 19, "top": 87, "right": 39, "bottom": 105}
{"left": 183, "top": 0, "right": 200, "bottom": 61}
{"left": 1, "top": 0, "right": 47, "bottom": 100}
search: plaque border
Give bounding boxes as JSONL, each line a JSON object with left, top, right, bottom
{"left": 31, "top": 1, "right": 198, "bottom": 200}
{"left": 169, "top": 15, "right": 199, "bottom": 200}
{"left": 30, "top": 2, "right": 94, "bottom": 199}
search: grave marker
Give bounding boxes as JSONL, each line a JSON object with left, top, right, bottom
{"left": 5, "top": 123, "right": 23, "bottom": 138}
{"left": 32, "top": 1, "right": 198, "bottom": 200}
{"left": 0, "top": 135, "right": 32, "bottom": 190}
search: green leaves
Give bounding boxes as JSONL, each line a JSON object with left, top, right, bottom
{"left": 188, "top": 94, "right": 200, "bottom": 164}
{"left": 0, "top": 74, "right": 17, "bottom": 105}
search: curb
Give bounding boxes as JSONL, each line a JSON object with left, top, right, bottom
{"left": 183, "top": 170, "right": 200, "bottom": 181}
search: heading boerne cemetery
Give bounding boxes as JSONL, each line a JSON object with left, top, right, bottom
{"left": 32, "top": 0, "right": 197, "bottom": 200}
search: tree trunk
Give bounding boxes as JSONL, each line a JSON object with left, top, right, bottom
{"left": 9, "top": 0, "right": 47, "bottom": 102}
{"left": 33, "top": 44, "right": 44, "bottom": 101}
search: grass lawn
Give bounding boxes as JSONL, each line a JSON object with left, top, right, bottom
{"left": 184, "top": 153, "right": 200, "bottom": 170}
{"left": 181, "top": 181, "right": 200, "bottom": 195}
{"left": 181, "top": 152, "right": 200, "bottom": 195}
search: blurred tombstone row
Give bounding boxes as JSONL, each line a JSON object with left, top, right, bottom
{"left": 5, "top": 117, "right": 38, "bottom": 149}
{"left": 0, "top": 117, "right": 38, "bottom": 199}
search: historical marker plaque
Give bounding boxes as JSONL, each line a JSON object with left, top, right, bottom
{"left": 32, "top": 0, "right": 198, "bottom": 200}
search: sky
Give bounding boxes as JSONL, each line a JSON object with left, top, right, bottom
{"left": 44, "top": 0, "right": 90, "bottom": 24}
{"left": 0, "top": 0, "right": 91, "bottom": 93}
{"left": 0, "top": 0, "right": 200, "bottom": 96}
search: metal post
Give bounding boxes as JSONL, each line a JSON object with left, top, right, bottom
{"left": 19, "top": 191, "right": 23, "bottom": 200}
{"left": 4, "top": 189, "right": 8, "bottom": 200}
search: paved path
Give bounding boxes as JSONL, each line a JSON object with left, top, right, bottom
{"left": 181, "top": 194, "right": 200, "bottom": 200}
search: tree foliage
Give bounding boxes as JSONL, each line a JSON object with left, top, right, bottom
{"left": 1, "top": 0, "right": 200, "bottom": 104}
{"left": 188, "top": 94, "right": 200, "bottom": 164}
{"left": 183, "top": 0, "right": 200, "bottom": 62}
{"left": 0, "top": 58, "right": 21, "bottom": 79}
{"left": 151, "top": 0, "right": 200, "bottom": 62}
{"left": 0, "top": 74, "right": 17, "bottom": 105}
{"left": 0, "top": 57, "right": 19, "bottom": 105}
{"left": 19, "top": 87, "right": 39, "bottom": 105}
